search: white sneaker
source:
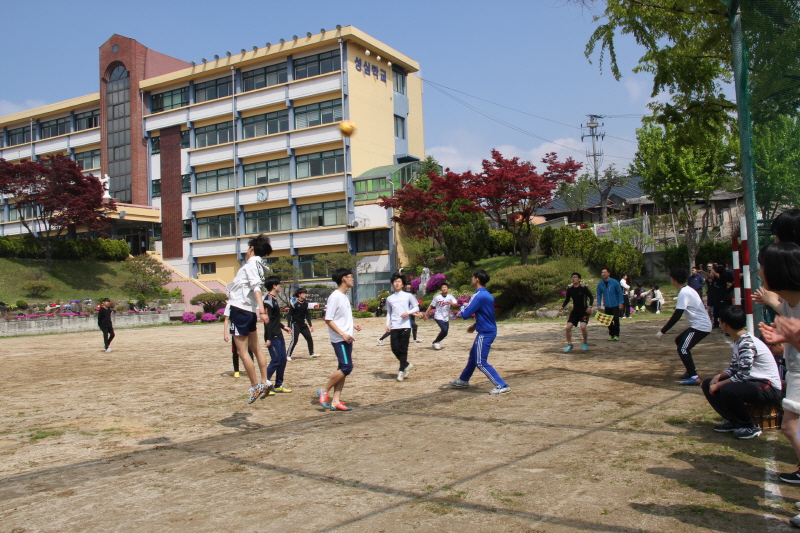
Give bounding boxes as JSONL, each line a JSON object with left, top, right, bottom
{"left": 309, "top": 353, "right": 320, "bottom": 358}
{"left": 403, "top": 363, "right": 414, "bottom": 378}
{"left": 449, "top": 379, "right": 469, "bottom": 388}
{"left": 489, "top": 386, "right": 511, "bottom": 395}
{"left": 656, "top": 310, "right": 661, "bottom": 314}
{"left": 286, "top": 356, "right": 292, "bottom": 362}
{"left": 432, "top": 342, "right": 442, "bottom": 350}
{"left": 396, "top": 371, "right": 404, "bottom": 382}
{"left": 415, "top": 338, "right": 423, "bottom": 343}
{"left": 105, "top": 348, "right": 113, "bottom": 353}
{"left": 377, "top": 338, "right": 384, "bottom": 346}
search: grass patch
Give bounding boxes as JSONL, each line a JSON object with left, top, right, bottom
{"left": 29, "top": 428, "right": 64, "bottom": 441}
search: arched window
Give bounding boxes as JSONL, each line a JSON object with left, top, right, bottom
{"left": 106, "top": 64, "right": 131, "bottom": 203}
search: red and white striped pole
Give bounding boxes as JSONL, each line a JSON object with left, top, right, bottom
{"left": 740, "top": 217, "right": 754, "bottom": 333}
{"left": 732, "top": 236, "right": 741, "bottom": 307}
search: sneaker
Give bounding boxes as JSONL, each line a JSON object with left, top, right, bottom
{"left": 318, "top": 388, "right": 330, "bottom": 409}
{"left": 612, "top": 336, "right": 619, "bottom": 341}
{"left": 790, "top": 514, "right": 800, "bottom": 528}
{"left": 564, "top": 344, "right": 573, "bottom": 353}
{"left": 330, "top": 402, "right": 352, "bottom": 411}
{"left": 450, "top": 379, "right": 469, "bottom": 388}
{"left": 779, "top": 467, "right": 800, "bottom": 484}
{"left": 794, "top": 502, "right": 800, "bottom": 512}
{"left": 656, "top": 310, "right": 661, "bottom": 314}
{"left": 248, "top": 384, "right": 262, "bottom": 404}
{"left": 273, "top": 385, "right": 292, "bottom": 393}
{"left": 286, "top": 356, "right": 292, "bottom": 362}
{"left": 397, "top": 371, "right": 404, "bottom": 382}
{"left": 403, "top": 363, "right": 415, "bottom": 378}
{"left": 432, "top": 343, "right": 442, "bottom": 350}
{"left": 233, "top": 371, "right": 240, "bottom": 378}
{"left": 678, "top": 371, "right": 691, "bottom": 379}
{"left": 489, "top": 386, "right": 511, "bottom": 395}
{"left": 377, "top": 338, "right": 384, "bottom": 346}
{"left": 582, "top": 343, "right": 589, "bottom": 351}
{"left": 259, "top": 381, "right": 273, "bottom": 399}
{"left": 679, "top": 376, "right": 701, "bottom": 386}
{"left": 415, "top": 338, "right": 423, "bottom": 343}
{"left": 734, "top": 425, "right": 762, "bottom": 439}
{"left": 105, "top": 348, "right": 113, "bottom": 353}
{"left": 713, "top": 421, "right": 738, "bottom": 433}
{"left": 309, "top": 353, "right": 320, "bottom": 358}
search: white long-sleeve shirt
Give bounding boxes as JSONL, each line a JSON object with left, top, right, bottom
{"left": 226, "top": 256, "right": 265, "bottom": 313}
{"left": 385, "top": 291, "right": 419, "bottom": 330}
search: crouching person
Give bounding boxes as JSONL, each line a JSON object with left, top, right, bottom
{"left": 703, "top": 306, "right": 782, "bottom": 440}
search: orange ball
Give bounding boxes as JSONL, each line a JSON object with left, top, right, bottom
{"left": 339, "top": 120, "right": 356, "bottom": 136}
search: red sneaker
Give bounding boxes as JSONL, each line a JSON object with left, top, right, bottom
{"left": 330, "top": 402, "right": 352, "bottom": 411}
{"left": 317, "top": 388, "right": 329, "bottom": 408}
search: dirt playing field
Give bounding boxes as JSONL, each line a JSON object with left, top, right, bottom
{"left": 1, "top": 315, "right": 798, "bottom": 532}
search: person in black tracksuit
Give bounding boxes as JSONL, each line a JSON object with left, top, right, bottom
{"left": 263, "top": 277, "right": 292, "bottom": 392}
{"left": 98, "top": 298, "right": 115, "bottom": 352}
{"left": 559, "top": 273, "right": 594, "bottom": 352}
{"left": 286, "top": 288, "right": 318, "bottom": 360}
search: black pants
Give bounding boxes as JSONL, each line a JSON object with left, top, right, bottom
{"left": 622, "top": 295, "right": 630, "bottom": 318}
{"left": 101, "top": 326, "right": 115, "bottom": 349}
{"left": 390, "top": 328, "right": 411, "bottom": 371}
{"left": 712, "top": 301, "right": 731, "bottom": 329}
{"left": 675, "top": 328, "right": 709, "bottom": 376}
{"left": 410, "top": 316, "right": 418, "bottom": 340}
{"left": 287, "top": 323, "right": 314, "bottom": 357}
{"left": 231, "top": 340, "right": 254, "bottom": 372}
{"left": 604, "top": 306, "right": 621, "bottom": 337}
{"left": 634, "top": 296, "right": 646, "bottom": 308}
{"left": 702, "top": 377, "right": 781, "bottom": 428}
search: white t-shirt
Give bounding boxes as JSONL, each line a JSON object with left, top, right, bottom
{"left": 386, "top": 291, "right": 420, "bottom": 329}
{"left": 325, "top": 290, "right": 354, "bottom": 343}
{"left": 432, "top": 293, "right": 458, "bottom": 321}
{"left": 783, "top": 298, "right": 800, "bottom": 373}
{"left": 676, "top": 286, "right": 713, "bottom": 332}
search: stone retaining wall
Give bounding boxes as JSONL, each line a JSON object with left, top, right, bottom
{"left": 0, "top": 312, "right": 170, "bottom": 337}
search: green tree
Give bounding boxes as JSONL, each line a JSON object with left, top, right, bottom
{"left": 753, "top": 115, "right": 800, "bottom": 220}
{"left": 555, "top": 175, "right": 594, "bottom": 221}
{"left": 589, "top": 164, "right": 630, "bottom": 224}
{"left": 442, "top": 199, "right": 490, "bottom": 265}
{"left": 413, "top": 155, "right": 444, "bottom": 191}
{"left": 121, "top": 254, "right": 172, "bottom": 295}
{"left": 631, "top": 123, "right": 734, "bottom": 269}
{"left": 266, "top": 256, "right": 301, "bottom": 306}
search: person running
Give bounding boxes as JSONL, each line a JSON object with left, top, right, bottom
{"left": 596, "top": 268, "right": 624, "bottom": 341}
{"left": 227, "top": 234, "right": 273, "bottom": 404}
{"left": 264, "top": 276, "right": 292, "bottom": 393}
{"left": 655, "top": 268, "right": 713, "bottom": 385}
{"left": 318, "top": 268, "right": 362, "bottom": 412}
{"left": 286, "top": 288, "right": 319, "bottom": 360}
{"left": 98, "top": 298, "right": 115, "bottom": 353}
{"left": 449, "top": 269, "right": 510, "bottom": 395}
{"left": 385, "top": 273, "right": 420, "bottom": 381}
{"left": 559, "top": 273, "right": 594, "bottom": 352}
{"left": 426, "top": 282, "right": 460, "bottom": 350}
{"left": 222, "top": 302, "right": 254, "bottom": 378}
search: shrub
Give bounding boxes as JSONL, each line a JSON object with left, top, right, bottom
{"left": 357, "top": 301, "right": 369, "bottom": 312}
{"left": 359, "top": 297, "right": 381, "bottom": 312}
{"left": 168, "top": 287, "right": 183, "bottom": 299}
{"left": 15, "top": 300, "right": 28, "bottom": 310}
{"left": 21, "top": 280, "right": 53, "bottom": 297}
{"left": 195, "top": 311, "right": 204, "bottom": 320}
{"left": 182, "top": 312, "right": 198, "bottom": 323}
{"left": 190, "top": 292, "right": 228, "bottom": 313}
{"left": 352, "top": 310, "right": 373, "bottom": 318}
{"left": 426, "top": 273, "right": 447, "bottom": 293}
{"left": 662, "top": 240, "right": 733, "bottom": 271}
{"left": 410, "top": 277, "right": 421, "bottom": 293}
{"left": 488, "top": 230, "right": 516, "bottom": 256}
{"left": 487, "top": 258, "right": 586, "bottom": 310}
{"left": 200, "top": 313, "right": 218, "bottom": 322}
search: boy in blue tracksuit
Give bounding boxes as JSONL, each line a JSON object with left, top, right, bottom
{"left": 596, "top": 267, "right": 625, "bottom": 341}
{"left": 450, "top": 269, "right": 510, "bottom": 395}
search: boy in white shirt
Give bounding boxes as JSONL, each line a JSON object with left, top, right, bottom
{"left": 655, "top": 268, "right": 713, "bottom": 385}
{"left": 386, "top": 273, "right": 420, "bottom": 381}
{"left": 426, "top": 282, "right": 459, "bottom": 350}
{"left": 318, "top": 268, "right": 362, "bottom": 411}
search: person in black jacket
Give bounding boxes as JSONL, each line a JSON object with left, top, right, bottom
{"left": 559, "top": 273, "right": 594, "bottom": 352}
{"left": 98, "top": 298, "right": 115, "bottom": 353}
{"left": 264, "top": 277, "right": 292, "bottom": 393}
{"left": 286, "top": 288, "right": 318, "bottom": 360}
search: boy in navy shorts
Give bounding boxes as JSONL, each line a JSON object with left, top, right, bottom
{"left": 559, "top": 273, "right": 594, "bottom": 352}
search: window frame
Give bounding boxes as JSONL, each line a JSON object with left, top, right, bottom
{"left": 75, "top": 149, "right": 101, "bottom": 171}
{"left": 242, "top": 62, "right": 288, "bottom": 91}
{"left": 356, "top": 229, "right": 391, "bottom": 253}
{"left": 151, "top": 136, "right": 160, "bottom": 155}
{"left": 196, "top": 213, "right": 236, "bottom": 240}
{"left": 294, "top": 50, "right": 341, "bottom": 81}
{"left": 394, "top": 115, "right": 406, "bottom": 139}
{"left": 295, "top": 148, "right": 344, "bottom": 179}
{"left": 294, "top": 98, "right": 342, "bottom": 129}
{"left": 151, "top": 179, "right": 161, "bottom": 198}
{"left": 195, "top": 167, "right": 235, "bottom": 194}
{"left": 242, "top": 109, "right": 289, "bottom": 139}
{"left": 200, "top": 262, "right": 217, "bottom": 275}
{"left": 151, "top": 87, "right": 190, "bottom": 113}
{"left": 195, "top": 121, "right": 233, "bottom": 148}
{"left": 40, "top": 116, "right": 71, "bottom": 139}
{"left": 244, "top": 206, "right": 292, "bottom": 234}
{"left": 75, "top": 109, "right": 100, "bottom": 131}
{"left": 195, "top": 76, "right": 233, "bottom": 103}
{"left": 8, "top": 126, "right": 31, "bottom": 146}
{"left": 392, "top": 70, "right": 406, "bottom": 94}
{"left": 243, "top": 158, "right": 291, "bottom": 186}
{"left": 354, "top": 177, "right": 392, "bottom": 201}
{"left": 296, "top": 200, "right": 346, "bottom": 229}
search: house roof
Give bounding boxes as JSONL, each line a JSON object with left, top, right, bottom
{"left": 356, "top": 163, "right": 415, "bottom": 179}
{"left": 545, "top": 176, "right": 646, "bottom": 214}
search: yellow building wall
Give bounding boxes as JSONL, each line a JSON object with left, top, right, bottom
{"left": 197, "top": 254, "right": 241, "bottom": 284}
{"left": 406, "top": 74, "right": 426, "bottom": 160}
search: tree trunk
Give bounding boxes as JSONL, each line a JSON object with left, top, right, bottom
{"left": 683, "top": 205, "right": 699, "bottom": 271}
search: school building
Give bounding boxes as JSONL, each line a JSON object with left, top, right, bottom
{"left": 0, "top": 26, "right": 425, "bottom": 300}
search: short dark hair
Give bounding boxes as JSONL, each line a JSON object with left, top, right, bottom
{"left": 390, "top": 273, "right": 407, "bottom": 286}
{"left": 758, "top": 242, "right": 800, "bottom": 291}
{"left": 719, "top": 305, "right": 746, "bottom": 330}
{"left": 670, "top": 268, "right": 689, "bottom": 284}
{"left": 293, "top": 288, "right": 307, "bottom": 297}
{"left": 636, "top": 282, "right": 643, "bottom": 288}
{"left": 248, "top": 234, "right": 273, "bottom": 257}
{"left": 713, "top": 265, "right": 726, "bottom": 276}
{"left": 102, "top": 297, "right": 111, "bottom": 303}
{"left": 332, "top": 268, "right": 352, "bottom": 286}
{"left": 473, "top": 269, "right": 490, "bottom": 286}
{"left": 440, "top": 282, "right": 449, "bottom": 288}
{"left": 571, "top": 272, "right": 582, "bottom": 279}
{"left": 772, "top": 209, "right": 800, "bottom": 246}
{"left": 265, "top": 276, "right": 281, "bottom": 291}
{"left": 600, "top": 267, "right": 610, "bottom": 273}
{"left": 652, "top": 284, "right": 660, "bottom": 290}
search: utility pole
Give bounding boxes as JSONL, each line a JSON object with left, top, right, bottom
{"left": 581, "top": 114, "right": 608, "bottom": 223}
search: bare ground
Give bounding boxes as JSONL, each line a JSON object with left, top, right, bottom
{"left": 0, "top": 316, "right": 798, "bottom": 532}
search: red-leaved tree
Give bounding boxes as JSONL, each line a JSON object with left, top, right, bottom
{"left": 0, "top": 154, "right": 116, "bottom": 270}
{"left": 463, "top": 150, "right": 582, "bottom": 264}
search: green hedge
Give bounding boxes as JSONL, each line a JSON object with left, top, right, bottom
{"left": 0, "top": 236, "right": 130, "bottom": 261}
{"left": 661, "top": 240, "right": 734, "bottom": 272}
{"left": 539, "top": 226, "right": 644, "bottom": 277}
{"left": 488, "top": 258, "right": 587, "bottom": 310}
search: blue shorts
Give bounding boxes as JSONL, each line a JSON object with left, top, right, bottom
{"left": 332, "top": 341, "right": 354, "bottom": 376}
{"left": 229, "top": 306, "right": 257, "bottom": 336}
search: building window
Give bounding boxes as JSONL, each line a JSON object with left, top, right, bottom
{"left": 151, "top": 136, "right": 160, "bottom": 154}
{"left": 392, "top": 70, "right": 406, "bottom": 94}
{"left": 152, "top": 87, "right": 189, "bottom": 113}
{"left": 181, "top": 174, "right": 191, "bottom": 193}
{"left": 195, "top": 76, "right": 233, "bottom": 103}
{"left": 9, "top": 204, "right": 36, "bottom": 222}
{"left": 297, "top": 200, "right": 346, "bottom": 229}
{"left": 75, "top": 109, "right": 100, "bottom": 131}
{"left": 195, "top": 167, "right": 234, "bottom": 194}
{"left": 394, "top": 115, "right": 405, "bottom": 139}
{"left": 8, "top": 126, "right": 31, "bottom": 146}
{"left": 40, "top": 116, "right": 70, "bottom": 139}
{"left": 75, "top": 149, "right": 101, "bottom": 170}
{"left": 195, "top": 121, "right": 233, "bottom": 148}
{"left": 294, "top": 50, "right": 341, "bottom": 80}
{"left": 197, "top": 214, "right": 235, "bottom": 239}
{"left": 354, "top": 177, "right": 392, "bottom": 201}
{"left": 296, "top": 149, "right": 344, "bottom": 179}
{"left": 106, "top": 64, "right": 132, "bottom": 203}
{"left": 0, "top": 135, "right": 4, "bottom": 149}
{"left": 356, "top": 229, "right": 390, "bottom": 253}
{"left": 242, "top": 110, "right": 289, "bottom": 139}
{"left": 200, "top": 262, "right": 216, "bottom": 274}
{"left": 243, "top": 158, "right": 290, "bottom": 186}
{"left": 245, "top": 206, "right": 292, "bottom": 234}
{"left": 298, "top": 253, "right": 347, "bottom": 279}
{"left": 153, "top": 223, "right": 162, "bottom": 241}
{"left": 180, "top": 130, "right": 190, "bottom": 148}
{"left": 183, "top": 219, "right": 193, "bottom": 238}
{"left": 294, "top": 98, "right": 342, "bottom": 129}
{"left": 242, "top": 63, "right": 288, "bottom": 91}
{"left": 151, "top": 179, "right": 161, "bottom": 197}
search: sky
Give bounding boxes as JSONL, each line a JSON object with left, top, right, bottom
{"left": 0, "top": 0, "right": 660, "bottom": 174}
